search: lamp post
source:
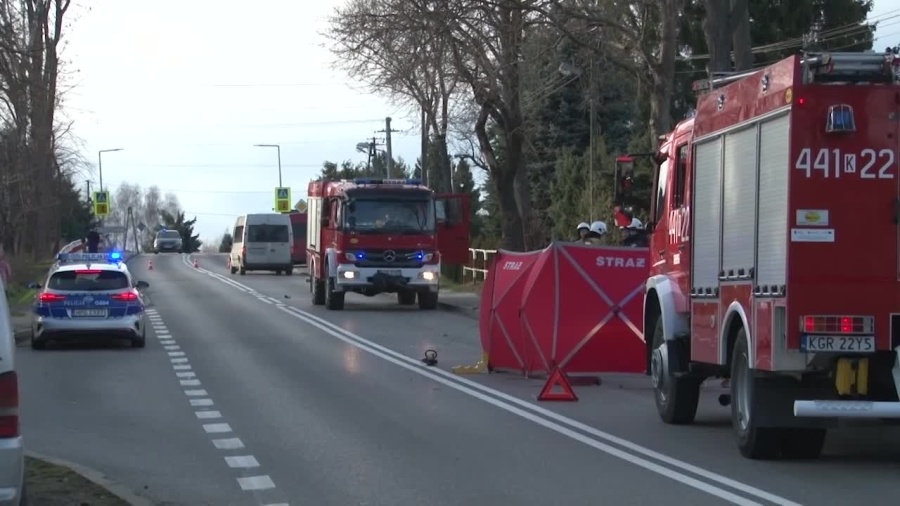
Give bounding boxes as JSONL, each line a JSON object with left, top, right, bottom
{"left": 254, "top": 144, "right": 283, "bottom": 187}
{"left": 558, "top": 54, "right": 596, "bottom": 222}
{"left": 98, "top": 148, "right": 124, "bottom": 192}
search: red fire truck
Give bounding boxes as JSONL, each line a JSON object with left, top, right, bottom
{"left": 617, "top": 50, "right": 900, "bottom": 460}
{"left": 306, "top": 178, "right": 470, "bottom": 310}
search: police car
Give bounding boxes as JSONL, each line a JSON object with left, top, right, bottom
{"left": 28, "top": 252, "right": 150, "bottom": 350}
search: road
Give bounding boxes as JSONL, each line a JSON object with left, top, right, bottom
{"left": 16, "top": 252, "right": 900, "bottom": 506}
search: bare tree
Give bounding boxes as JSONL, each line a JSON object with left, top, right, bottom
{"left": 326, "top": 0, "right": 460, "bottom": 193}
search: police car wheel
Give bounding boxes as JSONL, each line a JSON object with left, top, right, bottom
{"left": 31, "top": 338, "right": 46, "bottom": 350}
{"left": 131, "top": 336, "right": 146, "bottom": 348}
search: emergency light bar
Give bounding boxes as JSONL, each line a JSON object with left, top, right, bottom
{"left": 353, "top": 178, "right": 423, "bottom": 186}
{"left": 57, "top": 252, "right": 123, "bottom": 264}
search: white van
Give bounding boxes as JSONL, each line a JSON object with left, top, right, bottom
{"left": 0, "top": 274, "right": 25, "bottom": 504}
{"left": 230, "top": 214, "right": 294, "bottom": 275}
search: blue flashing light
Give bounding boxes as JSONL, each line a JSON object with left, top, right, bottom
{"left": 109, "top": 251, "right": 122, "bottom": 261}
{"left": 355, "top": 251, "right": 366, "bottom": 260}
{"left": 414, "top": 251, "right": 424, "bottom": 261}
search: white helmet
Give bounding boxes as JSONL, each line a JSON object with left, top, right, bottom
{"left": 621, "top": 217, "right": 643, "bottom": 230}
{"left": 590, "top": 221, "right": 608, "bottom": 235}
{"left": 576, "top": 222, "right": 590, "bottom": 232}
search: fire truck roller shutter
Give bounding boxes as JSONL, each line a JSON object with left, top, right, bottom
{"left": 691, "top": 139, "right": 723, "bottom": 299}
{"left": 721, "top": 124, "right": 758, "bottom": 281}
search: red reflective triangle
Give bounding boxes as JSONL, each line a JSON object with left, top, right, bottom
{"left": 537, "top": 368, "right": 578, "bottom": 402}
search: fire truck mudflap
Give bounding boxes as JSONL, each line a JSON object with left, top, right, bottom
{"left": 635, "top": 50, "right": 900, "bottom": 460}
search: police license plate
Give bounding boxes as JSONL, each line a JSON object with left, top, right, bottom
{"left": 801, "top": 335, "right": 875, "bottom": 353}
{"left": 72, "top": 309, "right": 107, "bottom": 318}
{"left": 378, "top": 270, "right": 402, "bottom": 277}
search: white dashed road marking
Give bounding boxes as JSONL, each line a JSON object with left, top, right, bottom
{"left": 146, "top": 306, "right": 283, "bottom": 501}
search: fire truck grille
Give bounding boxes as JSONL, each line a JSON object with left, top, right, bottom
{"left": 355, "top": 249, "right": 423, "bottom": 268}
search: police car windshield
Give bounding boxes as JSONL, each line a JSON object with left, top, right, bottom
{"left": 158, "top": 231, "right": 180, "bottom": 239}
{"left": 49, "top": 270, "right": 130, "bottom": 292}
{"left": 344, "top": 199, "right": 435, "bottom": 234}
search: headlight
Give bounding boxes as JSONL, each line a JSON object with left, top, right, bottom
{"left": 344, "top": 252, "right": 359, "bottom": 262}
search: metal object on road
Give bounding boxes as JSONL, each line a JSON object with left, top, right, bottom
{"left": 421, "top": 349, "right": 438, "bottom": 366}
{"left": 451, "top": 352, "right": 490, "bottom": 375}
{"left": 147, "top": 260, "right": 154, "bottom": 270}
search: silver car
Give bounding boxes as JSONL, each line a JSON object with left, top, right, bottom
{"left": 153, "top": 229, "right": 183, "bottom": 254}
{"left": 29, "top": 253, "right": 150, "bottom": 350}
{"left": 0, "top": 272, "right": 25, "bottom": 504}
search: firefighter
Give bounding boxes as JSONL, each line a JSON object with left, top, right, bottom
{"left": 575, "top": 222, "right": 590, "bottom": 242}
{"left": 86, "top": 230, "right": 101, "bottom": 253}
{"left": 621, "top": 217, "right": 648, "bottom": 247}
{"left": 586, "top": 221, "right": 608, "bottom": 245}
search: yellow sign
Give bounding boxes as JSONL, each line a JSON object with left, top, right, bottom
{"left": 93, "top": 191, "right": 110, "bottom": 217}
{"left": 275, "top": 187, "right": 291, "bottom": 213}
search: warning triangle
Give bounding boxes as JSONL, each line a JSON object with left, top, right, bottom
{"left": 537, "top": 368, "right": 578, "bottom": 402}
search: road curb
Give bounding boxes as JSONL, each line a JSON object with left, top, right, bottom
{"left": 25, "top": 450, "right": 155, "bottom": 506}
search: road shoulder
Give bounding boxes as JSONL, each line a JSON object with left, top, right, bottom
{"left": 26, "top": 452, "right": 153, "bottom": 506}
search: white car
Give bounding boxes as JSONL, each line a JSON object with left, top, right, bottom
{"left": 0, "top": 275, "right": 26, "bottom": 504}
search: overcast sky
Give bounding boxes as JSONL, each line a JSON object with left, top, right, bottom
{"left": 62, "top": 1, "right": 900, "bottom": 243}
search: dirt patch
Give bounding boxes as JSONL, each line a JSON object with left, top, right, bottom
{"left": 26, "top": 456, "right": 130, "bottom": 506}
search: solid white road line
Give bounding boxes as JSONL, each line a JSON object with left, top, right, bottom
{"left": 225, "top": 455, "right": 260, "bottom": 468}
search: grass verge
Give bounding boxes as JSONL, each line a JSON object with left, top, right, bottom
{"left": 26, "top": 456, "right": 129, "bottom": 506}
{"left": 5, "top": 257, "right": 55, "bottom": 313}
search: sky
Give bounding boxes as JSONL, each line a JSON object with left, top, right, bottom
{"left": 62, "top": 0, "right": 900, "bottom": 244}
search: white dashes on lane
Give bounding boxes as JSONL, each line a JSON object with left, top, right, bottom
{"left": 145, "top": 306, "right": 289, "bottom": 505}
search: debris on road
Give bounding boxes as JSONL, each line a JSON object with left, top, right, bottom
{"left": 26, "top": 456, "right": 130, "bottom": 506}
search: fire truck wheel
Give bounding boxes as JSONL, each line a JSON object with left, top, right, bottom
{"left": 731, "top": 328, "right": 783, "bottom": 459}
{"left": 418, "top": 291, "right": 438, "bottom": 310}
{"left": 325, "top": 277, "right": 345, "bottom": 310}
{"left": 312, "top": 278, "right": 326, "bottom": 305}
{"left": 780, "top": 428, "right": 826, "bottom": 459}
{"left": 650, "top": 317, "right": 701, "bottom": 424}
{"left": 397, "top": 291, "right": 416, "bottom": 305}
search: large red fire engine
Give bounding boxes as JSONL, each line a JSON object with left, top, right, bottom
{"left": 617, "top": 50, "right": 900, "bottom": 460}
{"left": 306, "top": 178, "right": 470, "bottom": 310}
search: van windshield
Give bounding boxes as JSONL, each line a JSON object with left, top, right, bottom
{"left": 247, "top": 224, "right": 289, "bottom": 243}
{"left": 344, "top": 199, "right": 435, "bottom": 234}
{"left": 49, "top": 270, "right": 130, "bottom": 292}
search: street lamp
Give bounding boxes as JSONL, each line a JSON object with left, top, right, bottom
{"left": 254, "top": 144, "right": 283, "bottom": 187}
{"left": 98, "top": 148, "right": 124, "bottom": 191}
{"left": 559, "top": 54, "right": 596, "bottom": 223}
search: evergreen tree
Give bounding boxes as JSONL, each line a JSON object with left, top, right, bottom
{"left": 218, "top": 231, "right": 233, "bottom": 253}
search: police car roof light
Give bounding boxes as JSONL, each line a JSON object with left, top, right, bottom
{"left": 354, "top": 178, "right": 382, "bottom": 184}
{"left": 56, "top": 252, "right": 123, "bottom": 264}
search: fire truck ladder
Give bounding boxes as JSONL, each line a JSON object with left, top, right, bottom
{"left": 692, "top": 51, "right": 899, "bottom": 92}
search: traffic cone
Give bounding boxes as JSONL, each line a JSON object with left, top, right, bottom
{"left": 147, "top": 260, "right": 154, "bottom": 270}
{"left": 193, "top": 258, "right": 199, "bottom": 268}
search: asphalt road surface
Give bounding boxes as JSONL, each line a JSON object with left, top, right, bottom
{"left": 17, "top": 252, "right": 900, "bottom": 506}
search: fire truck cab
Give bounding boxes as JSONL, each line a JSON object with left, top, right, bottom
{"left": 306, "top": 178, "right": 470, "bottom": 311}
{"left": 622, "top": 51, "right": 900, "bottom": 460}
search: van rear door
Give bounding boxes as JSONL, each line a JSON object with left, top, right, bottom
{"left": 245, "top": 219, "right": 271, "bottom": 266}
{"left": 266, "top": 215, "right": 292, "bottom": 265}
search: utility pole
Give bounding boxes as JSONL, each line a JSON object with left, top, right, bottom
{"left": 378, "top": 117, "right": 400, "bottom": 178}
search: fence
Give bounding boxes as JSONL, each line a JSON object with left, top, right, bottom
{"left": 462, "top": 248, "right": 496, "bottom": 284}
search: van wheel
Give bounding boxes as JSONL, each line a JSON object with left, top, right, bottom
{"left": 275, "top": 269, "right": 282, "bottom": 275}
{"left": 312, "top": 277, "right": 325, "bottom": 305}
{"left": 285, "top": 266, "right": 293, "bottom": 276}
{"left": 651, "top": 317, "right": 701, "bottom": 424}
{"left": 418, "top": 291, "right": 438, "bottom": 310}
{"left": 325, "top": 277, "right": 345, "bottom": 310}
{"left": 732, "top": 328, "right": 784, "bottom": 459}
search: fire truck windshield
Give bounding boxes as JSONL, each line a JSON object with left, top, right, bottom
{"left": 344, "top": 198, "right": 435, "bottom": 234}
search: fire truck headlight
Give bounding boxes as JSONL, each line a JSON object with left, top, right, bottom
{"left": 419, "top": 271, "right": 438, "bottom": 281}
{"left": 342, "top": 270, "right": 358, "bottom": 279}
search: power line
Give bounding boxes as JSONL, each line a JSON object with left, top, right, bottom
{"left": 103, "top": 163, "right": 324, "bottom": 169}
